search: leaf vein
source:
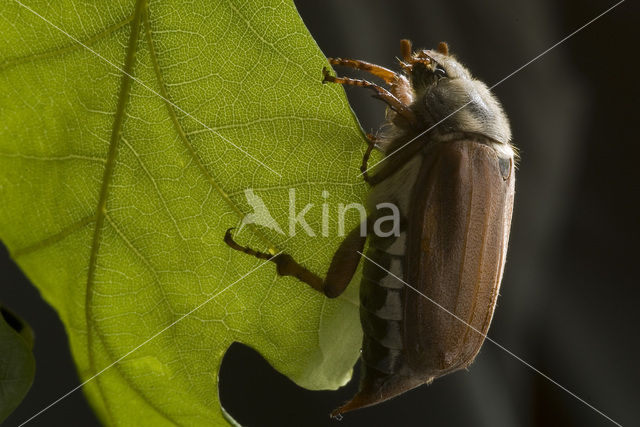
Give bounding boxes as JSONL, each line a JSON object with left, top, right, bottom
{"left": 142, "top": 6, "right": 278, "bottom": 254}
{"left": 0, "top": 11, "right": 134, "bottom": 73}
{"left": 11, "top": 214, "right": 95, "bottom": 258}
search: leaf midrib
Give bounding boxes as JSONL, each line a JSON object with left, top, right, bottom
{"left": 83, "top": 1, "right": 281, "bottom": 417}
{"left": 9, "top": 1, "right": 282, "bottom": 260}
{"left": 84, "top": 0, "right": 147, "bottom": 419}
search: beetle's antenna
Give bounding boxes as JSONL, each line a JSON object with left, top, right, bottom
{"left": 400, "top": 39, "right": 413, "bottom": 62}
{"left": 437, "top": 41, "right": 449, "bottom": 55}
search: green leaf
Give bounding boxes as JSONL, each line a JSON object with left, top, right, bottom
{"left": 0, "top": 0, "right": 367, "bottom": 424}
{"left": 0, "top": 306, "right": 35, "bottom": 423}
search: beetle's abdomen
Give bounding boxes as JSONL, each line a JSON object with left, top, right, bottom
{"left": 330, "top": 155, "right": 426, "bottom": 415}
{"left": 335, "top": 228, "right": 428, "bottom": 415}
{"left": 358, "top": 153, "right": 422, "bottom": 372}
{"left": 359, "top": 242, "right": 406, "bottom": 375}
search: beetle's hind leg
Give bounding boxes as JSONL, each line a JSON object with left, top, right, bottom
{"left": 224, "top": 225, "right": 367, "bottom": 298}
{"left": 322, "top": 67, "right": 417, "bottom": 126}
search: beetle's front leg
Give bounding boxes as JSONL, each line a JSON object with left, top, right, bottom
{"left": 328, "top": 57, "right": 399, "bottom": 84}
{"left": 328, "top": 57, "right": 414, "bottom": 106}
{"left": 224, "top": 223, "right": 367, "bottom": 298}
{"left": 322, "top": 67, "right": 417, "bottom": 127}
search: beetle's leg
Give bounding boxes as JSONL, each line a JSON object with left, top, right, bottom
{"left": 360, "top": 133, "right": 378, "bottom": 185}
{"left": 322, "top": 67, "right": 417, "bottom": 126}
{"left": 328, "top": 57, "right": 399, "bottom": 84}
{"left": 224, "top": 224, "right": 367, "bottom": 298}
{"left": 364, "top": 131, "right": 426, "bottom": 186}
{"left": 328, "top": 58, "right": 414, "bottom": 106}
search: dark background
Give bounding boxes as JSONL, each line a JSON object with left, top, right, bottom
{"left": 2, "top": 0, "right": 638, "bottom": 426}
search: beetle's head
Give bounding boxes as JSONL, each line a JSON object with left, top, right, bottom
{"left": 400, "top": 40, "right": 511, "bottom": 145}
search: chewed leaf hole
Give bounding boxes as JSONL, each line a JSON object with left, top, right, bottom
{"left": 218, "top": 342, "right": 360, "bottom": 424}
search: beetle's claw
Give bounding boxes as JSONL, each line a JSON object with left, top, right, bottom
{"left": 322, "top": 66, "right": 333, "bottom": 83}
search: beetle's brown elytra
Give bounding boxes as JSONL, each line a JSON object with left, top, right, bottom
{"left": 224, "top": 39, "right": 515, "bottom": 416}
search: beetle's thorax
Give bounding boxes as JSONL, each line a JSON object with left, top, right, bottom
{"left": 415, "top": 51, "right": 511, "bottom": 144}
{"left": 378, "top": 50, "right": 511, "bottom": 154}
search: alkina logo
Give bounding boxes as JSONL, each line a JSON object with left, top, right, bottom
{"left": 238, "top": 188, "right": 400, "bottom": 238}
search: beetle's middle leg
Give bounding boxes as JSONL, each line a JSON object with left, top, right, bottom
{"left": 224, "top": 223, "right": 367, "bottom": 298}
{"left": 359, "top": 133, "right": 379, "bottom": 185}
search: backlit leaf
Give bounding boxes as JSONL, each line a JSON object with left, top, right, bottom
{"left": 0, "top": 0, "right": 367, "bottom": 424}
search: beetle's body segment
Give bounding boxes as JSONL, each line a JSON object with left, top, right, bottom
{"left": 224, "top": 39, "right": 515, "bottom": 417}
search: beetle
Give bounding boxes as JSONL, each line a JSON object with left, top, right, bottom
{"left": 224, "top": 39, "right": 515, "bottom": 416}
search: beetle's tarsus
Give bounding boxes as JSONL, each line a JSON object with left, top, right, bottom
{"left": 224, "top": 228, "right": 273, "bottom": 260}
{"left": 321, "top": 66, "right": 332, "bottom": 84}
{"left": 224, "top": 224, "right": 367, "bottom": 299}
